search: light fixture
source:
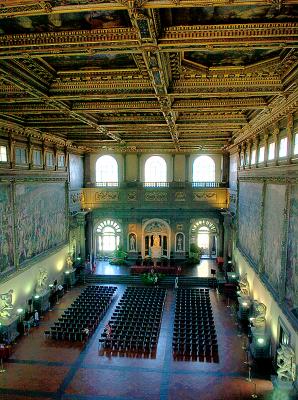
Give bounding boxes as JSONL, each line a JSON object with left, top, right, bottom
{"left": 257, "top": 337, "right": 265, "bottom": 345}
{"left": 34, "top": 295, "right": 40, "bottom": 299}
{"left": 65, "top": 270, "right": 70, "bottom": 274}
{"left": 228, "top": 260, "right": 232, "bottom": 264}
{"left": 242, "top": 302, "right": 248, "bottom": 307}
{"left": 231, "top": 274, "right": 236, "bottom": 278}
{"left": 49, "top": 284, "right": 54, "bottom": 288}
{"left": 17, "top": 308, "right": 24, "bottom": 314}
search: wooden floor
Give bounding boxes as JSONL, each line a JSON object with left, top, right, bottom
{"left": 0, "top": 283, "right": 277, "bottom": 400}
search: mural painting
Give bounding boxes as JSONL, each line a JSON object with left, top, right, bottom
{"left": 161, "top": 5, "right": 298, "bottom": 27}
{"left": 229, "top": 153, "right": 238, "bottom": 191}
{"left": 184, "top": 49, "right": 280, "bottom": 68}
{"left": 238, "top": 182, "right": 262, "bottom": 266}
{"left": 44, "top": 53, "right": 136, "bottom": 72}
{"left": 15, "top": 183, "right": 67, "bottom": 265}
{"left": 0, "top": 183, "right": 14, "bottom": 275}
{"left": 69, "top": 154, "right": 84, "bottom": 190}
{"left": 263, "top": 184, "right": 286, "bottom": 294}
{"left": 285, "top": 184, "right": 298, "bottom": 308}
{"left": 0, "top": 10, "right": 131, "bottom": 35}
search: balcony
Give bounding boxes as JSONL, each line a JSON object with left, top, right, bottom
{"left": 80, "top": 181, "right": 229, "bottom": 211}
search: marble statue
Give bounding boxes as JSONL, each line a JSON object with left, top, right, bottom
{"left": 35, "top": 268, "right": 48, "bottom": 295}
{"left": 277, "top": 344, "right": 296, "bottom": 382}
{"left": 251, "top": 300, "right": 267, "bottom": 328}
{"left": 66, "top": 253, "right": 73, "bottom": 269}
{"left": 239, "top": 273, "right": 250, "bottom": 297}
{"left": 0, "top": 289, "right": 14, "bottom": 319}
{"left": 150, "top": 234, "right": 162, "bottom": 260}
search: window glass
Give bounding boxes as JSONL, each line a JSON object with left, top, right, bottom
{"left": 15, "top": 147, "right": 27, "bottom": 164}
{"left": 251, "top": 149, "right": 256, "bottom": 164}
{"left": 279, "top": 137, "right": 288, "bottom": 158}
{"left": 268, "top": 142, "right": 275, "bottom": 160}
{"left": 96, "top": 155, "right": 118, "bottom": 185}
{"left": 192, "top": 155, "right": 215, "bottom": 182}
{"left": 294, "top": 133, "right": 298, "bottom": 155}
{"left": 33, "top": 149, "right": 42, "bottom": 166}
{"left": 258, "top": 146, "right": 265, "bottom": 163}
{"left": 144, "top": 156, "right": 167, "bottom": 182}
{"left": 0, "top": 145, "right": 7, "bottom": 162}
{"left": 57, "top": 154, "right": 65, "bottom": 167}
{"left": 46, "top": 152, "right": 54, "bottom": 167}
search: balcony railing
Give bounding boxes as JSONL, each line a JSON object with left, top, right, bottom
{"left": 143, "top": 182, "right": 169, "bottom": 188}
{"left": 192, "top": 181, "right": 221, "bottom": 188}
{"left": 95, "top": 182, "right": 119, "bottom": 187}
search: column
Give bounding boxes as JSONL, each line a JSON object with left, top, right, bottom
{"left": 254, "top": 135, "right": 260, "bottom": 168}
{"left": 53, "top": 144, "right": 57, "bottom": 171}
{"left": 263, "top": 131, "right": 269, "bottom": 167}
{"left": 185, "top": 154, "right": 190, "bottom": 182}
{"left": 247, "top": 139, "right": 253, "bottom": 168}
{"left": 123, "top": 153, "right": 127, "bottom": 182}
{"left": 237, "top": 145, "right": 241, "bottom": 170}
{"left": 137, "top": 153, "right": 141, "bottom": 182}
{"left": 77, "top": 212, "right": 87, "bottom": 260}
{"left": 273, "top": 124, "right": 280, "bottom": 165}
{"left": 221, "top": 152, "right": 229, "bottom": 183}
{"left": 172, "top": 154, "right": 175, "bottom": 182}
{"left": 27, "top": 136, "right": 32, "bottom": 169}
{"left": 42, "top": 139, "right": 46, "bottom": 170}
{"left": 9, "top": 133, "right": 15, "bottom": 169}
{"left": 287, "top": 113, "right": 294, "bottom": 163}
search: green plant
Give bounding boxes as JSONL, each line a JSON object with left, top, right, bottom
{"left": 141, "top": 272, "right": 164, "bottom": 285}
{"left": 109, "top": 247, "right": 128, "bottom": 266}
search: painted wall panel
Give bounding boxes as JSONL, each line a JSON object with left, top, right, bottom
{"left": 15, "top": 182, "right": 67, "bottom": 265}
{"left": 285, "top": 184, "right": 298, "bottom": 308}
{"left": 263, "top": 184, "right": 286, "bottom": 293}
{"left": 238, "top": 182, "right": 263, "bottom": 265}
{"left": 229, "top": 153, "right": 238, "bottom": 191}
{"left": 69, "top": 154, "right": 84, "bottom": 189}
{"left": 0, "top": 183, "right": 14, "bottom": 275}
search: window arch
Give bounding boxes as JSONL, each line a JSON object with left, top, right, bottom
{"left": 192, "top": 156, "right": 215, "bottom": 182}
{"left": 96, "top": 155, "right": 118, "bottom": 186}
{"left": 144, "top": 156, "right": 167, "bottom": 183}
{"left": 96, "top": 219, "right": 121, "bottom": 253}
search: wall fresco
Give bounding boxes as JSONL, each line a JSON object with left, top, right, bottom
{"left": 15, "top": 183, "right": 66, "bottom": 265}
{"left": 285, "top": 184, "right": 298, "bottom": 308}
{"left": 229, "top": 153, "right": 238, "bottom": 191}
{"left": 69, "top": 154, "right": 84, "bottom": 190}
{"left": 238, "top": 182, "right": 263, "bottom": 265}
{"left": 0, "top": 183, "right": 14, "bottom": 275}
{"left": 263, "top": 184, "right": 286, "bottom": 293}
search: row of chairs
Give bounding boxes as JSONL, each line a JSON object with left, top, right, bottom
{"left": 99, "top": 287, "right": 166, "bottom": 356}
{"left": 173, "top": 288, "right": 219, "bottom": 362}
{"left": 46, "top": 285, "right": 117, "bottom": 342}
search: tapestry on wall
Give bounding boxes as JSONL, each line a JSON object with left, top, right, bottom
{"left": 285, "top": 184, "right": 298, "bottom": 308}
{"left": 238, "top": 182, "right": 263, "bottom": 266}
{"left": 15, "top": 183, "right": 67, "bottom": 265}
{"left": 0, "top": 183, "right": 14, "bottom": 275}
{"left": 263, "top": 184, "right": 286, "bottom": 294}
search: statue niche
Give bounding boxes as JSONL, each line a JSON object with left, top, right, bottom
{"left": 150, "top": 234, "right": 162, "bottom": 265}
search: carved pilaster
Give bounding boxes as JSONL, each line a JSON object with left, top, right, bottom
{"left": 9, "top": 133, "right": 15, "bottom": 169}
{"left": 263, "top": 130, "right": 269, "bottom": 167}
{"left": 254, "top": 135, "right": 260, "bottom": 168}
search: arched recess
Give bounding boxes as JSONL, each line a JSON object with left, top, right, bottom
{"left": 144, "top": 156, "right": 167, "bottom": 184}
{"left": 142, "top": 219, "right": 170, "bottom": 258}
{"left": 192, "top": 155, "right": 215, "bottom": 182}
{"left": 175, "top": 232, "right": 185, "bottom": 252}
{"left": 94, "top": 219, "right": 122, "bottom": 257}
{"left": 190, "top": 219, "right": 218, "bottom": 258}
{"left": 96, "top": 155, "right": 118, "bottom": 186}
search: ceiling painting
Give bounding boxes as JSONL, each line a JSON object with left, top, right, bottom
{"left": 43, "top": 54, "right": 137, "bottom": 71}
{"left": 0, "top": 10, "right": 131, "bottom": 35}
{"left": 161, "top": 5, "right": 298, "bottom": 26}
{"left": 184, "top": 49, "right": 281, "bottom": 68}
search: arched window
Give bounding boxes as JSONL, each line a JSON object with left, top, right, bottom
{"left": 193, "top": 155, "right": 215, "bottom": 182}
{"left": 144, "top": 156, "right": 167, "bottom": 184}
{"left": 96, "top": 155, "right": 118, "bottom": 186}
{"left": 96, "top": 220, "right": 121, "bottom": 254}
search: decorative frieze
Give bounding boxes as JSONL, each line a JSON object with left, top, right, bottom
{"left": 145, "top": 191, "right": 168, "bottom": 202}
{"left": 95, "top": 191, "right": 119, "bottom": 202}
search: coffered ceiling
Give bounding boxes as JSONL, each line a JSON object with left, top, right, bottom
{"left": 0, "top": 0, "right": 297, "bottom": 153}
